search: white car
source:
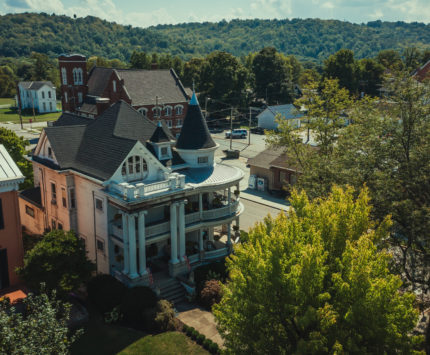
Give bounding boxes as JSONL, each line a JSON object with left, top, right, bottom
{"left": 225, "top": 129, "right": 248, "bottom": 139}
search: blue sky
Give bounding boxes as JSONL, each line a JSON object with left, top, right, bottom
{"left": 1, "top": 0, "right": 430, "bottom": 27}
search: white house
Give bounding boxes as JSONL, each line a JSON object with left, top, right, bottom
{"left": 20, "top": 92, "right": 244, "bottom": 301}
{"left": 257, "top": 104, "right": 304, "bottom": 130}
{"left": 18, "top": 81, "right": 57, "bottom": 113}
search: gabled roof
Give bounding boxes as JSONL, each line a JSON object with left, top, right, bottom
{"left": 247, "top": 147, "right": 297, "bottom": 171}
{"left": 150, "top": 122, "right": 171, "bottom": 143}
{"left": 0, "top": 145, "right": 24, "bottom": 182}
{"left": 19, "top": 81, "right": 54, "bottom": 90}
{"left": 258, "top": 104, "right": 303, "bottom": 119}
{"left": 86, "top": 67, "right": 189, "bottom": 106}
{"left": 176, "top": 92, "right": 216, "bottom": 150}
{"left": 115, "top": 68, "right": 188, "bottom": 106}
{"left": 53, "top": 112, "right": 93, "bottom": 127}
{"left": 40, "top": 101, "right": 174, "bottom": 181}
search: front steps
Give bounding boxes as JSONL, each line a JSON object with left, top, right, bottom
{"left": 156, "top": 277, "right": 187, "bottom": 306}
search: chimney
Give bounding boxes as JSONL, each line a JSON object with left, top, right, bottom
{"left": 96, "top": 97, "right": 111, "bottom": 116}
{"left": 151, "top": 63, "right": 158, "bottom": 70}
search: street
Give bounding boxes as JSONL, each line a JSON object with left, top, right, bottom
{"left": 239, "top": 198, "right": 286, "bottom": 232}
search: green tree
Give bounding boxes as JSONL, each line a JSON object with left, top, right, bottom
{"left": 403, "top": 47, "right": 422, "bottom": 71}
{"left": 182, "top": 58, "right": 205, "bottom": 88}
{"left": 214, "top": 187, "right": 422, "bottom": 354}
{"left": 323, "top": 49, "right": 360, "bottom": 93}
{"left": 0, "top": 128, "right": 33, "bottom": 189}
{"left": 358, "top": 58, "right": 385, "bottom": 96}
{"left": 0, "top": 287, "right": 81, "bottom": 354}
{"left": 377, "top": 49, "right": 403, "bottom": 71}
{"left": 252, "top": 47, "right": 294, "bottom": 104}
{"left": 17, "top": 230, "right": 95, "bottom": 297}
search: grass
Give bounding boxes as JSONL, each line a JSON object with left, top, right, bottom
{"left": 118, "top": 332, "right": 209, "bottom": 355}
{"left": 0, "top": 98, "right": 15, "bottom": 106}
{"left": 0, "top": 107, "right": 60, "bottom": 123}
{"left": 71, "top": 306, "right": 208, "bottom": 355}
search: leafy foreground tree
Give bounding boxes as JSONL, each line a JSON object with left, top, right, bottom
{"left": 17, "top": 230, "right": 95, "bottom": 297}
{"left": 0, "top": 287, "right": 81, "bottom": 354}
{"left": 214, "top": 187, "right": 423, "bottom": 354}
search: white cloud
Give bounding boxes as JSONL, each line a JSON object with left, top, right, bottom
{"left": 250, "top": 0, "right": 292, "bottom": 17}
{"left": 322, "top": 1, "right": 335, "bottom": 9}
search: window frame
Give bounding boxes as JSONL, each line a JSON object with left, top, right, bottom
{"left": 95, "top": 198, "right": 103, "bottom": 211}
{"left": 25, "top": 205, "right": 35, "bottom": 218}
{"left": 68, "top": 188, "right": 76, "bottom": 209}
{"left": 198, "top": 156, "right": 209, "bottom": 164}
{"left": 96, "top": 238, "right": 105, "bottom": 254}
{"left": 175, "top": 105, "right": 183, "bottom": 116}
{"left": 50, "top": 182, "right": 57, "bottom": 204}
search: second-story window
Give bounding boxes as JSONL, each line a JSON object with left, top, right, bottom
{"left": 48, "top": 91, "right": 52, "bottom": 99}
{"left": 161, "top": 147, "right": 168, "bottom": 157}
{"left": 62, "top": 187, "right": 67, "bottom": 208}
{"left": 153, "top": 107, "right": 161, "bottom": 118}
{"left": 69, "top": 188, "right": 76, "bottom": 209}
{"left": 61, "top": 67, "right": 67, "bottom": 85}
{"left": 42, "top": 91, "right": 45, "bottom": 99}
{"left": 51, "top": 183, "right": 57, "bottom": 204}
{"left": 138, "top": 108, "right": 147, "bottom": 117}
{"left": 175, "top": 105, "right": 183, "bottom": 115}
{"left": 198, "top": 156, "right": 208, "bottom": 164}
{"left": 113, "top": 80, "right": 117, "bottom": 93}
{"left": 164, "top": 106, "right": 172, "bottom": 116}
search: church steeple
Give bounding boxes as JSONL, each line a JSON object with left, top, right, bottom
{"left": 176, "top": 90, "right": 216, "bottom": 150}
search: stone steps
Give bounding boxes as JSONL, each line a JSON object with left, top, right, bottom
{"left": 156, "top": 277, "right": 187, "bottom": 306}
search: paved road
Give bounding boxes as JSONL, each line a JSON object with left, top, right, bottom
{"left": 239, "top": 198, "right": 285, "bottom": 232}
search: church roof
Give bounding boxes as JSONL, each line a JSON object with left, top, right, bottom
{"left": 40, "top": 101, "right": 174, "bottom": 181}
{"left": 176, "top": 92, "right": 216, "bottom": 150}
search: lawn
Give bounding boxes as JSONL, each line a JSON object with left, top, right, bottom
{"left": 71, "top": 307, "right": 208, "bottom": 355}
{"left": 118, "top": 332, "right": 209, "bottom": 355}
{"left": 0, "top": 98, "right": 15, "bottom": 106}
{"left": 0, "top": 107, "right": 61, "bottom": 123}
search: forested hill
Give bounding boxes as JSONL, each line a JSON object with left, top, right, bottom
{"left": 1, "top": 12, "right": 430, "bottom": 62}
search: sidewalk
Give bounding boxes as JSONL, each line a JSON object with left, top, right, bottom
{"left": 240, "top": 188, "right": 290, "bottom": 211}
{"left": 177, "top": 305, "right": 224, "bottom": 347}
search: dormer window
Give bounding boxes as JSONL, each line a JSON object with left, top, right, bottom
{"left": 161, "top": 147, "right": 168, "bottom": 157}
{"left": 175, "top": 105, "right": 183, "bottom": 115}
{"left": 121, "top": 156, "right": 148, "bottom": 181}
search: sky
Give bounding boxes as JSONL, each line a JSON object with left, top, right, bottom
{"left": 1, "top": 0, "right": 430, "bottom": 28}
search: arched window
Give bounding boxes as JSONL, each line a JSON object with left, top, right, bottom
{"left": 61, "top": 67, "right": 67, "bottom": 85}
{"left": 121, "top": 156, "right": 148, "bottom": 181}
{"left": 73, "top": 68, "right": 83, "bottom": 85}
{"left": 138, "top": 108, "right": 148, "bottom": 117}
{"left": 175, "top": 105, "right": 183, "bottom": 115}
{"left": 164, "top": 106, "right": 172, "bottom": 116}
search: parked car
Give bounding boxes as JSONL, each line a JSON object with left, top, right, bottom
{"left": 225, "top": 129, "right": 248, "bottom": 139}
{"left": 250, "top": 127, "right": 265, "bottom": 135}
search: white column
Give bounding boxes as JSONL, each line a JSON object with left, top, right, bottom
{"left": 170, "top": 203, "right": 179, "bottom": 264}
{"left": 199, "top": 193, "right": 203, "bottom": 219}
{"left": 178, "top": 201, "right": 186, "bottom": 260}
{"left": 121, "top": 212, "right": 129, "bottom": 274}
{"left": 128, "top": 213, "right": 138, "bottom": 279}
{"left": 138, "top": 211, "right": 147, "bottom": 276}
{"left": 208, "top": 227, "right": 214, "bottom": 242}
{"left": 199, "top": 229, "right": 204, "bottom": 251}
{"left": 228, "top": 187, "right": 232, "bottom": 213}
{"left": 227, "top": 222, "right": 232, "bottom": 246}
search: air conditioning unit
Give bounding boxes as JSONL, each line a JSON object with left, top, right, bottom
{"left": 248, "top": 175, "right": 257, "bottom": 189}
{"left": 257, "top": 177, "right": 267, "bottom": 191}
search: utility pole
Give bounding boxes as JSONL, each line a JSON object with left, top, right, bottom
{"left": 17, "top": 84, "right": 23, "bottom": 129}
{"left": 31, "top": 91, "right": 36, "bottom": 122}
{"left": 248, "top": 106, "right": 251, "bottom": 145}
{"left": 230, "top": 106, "right": 233, "bottom": 150}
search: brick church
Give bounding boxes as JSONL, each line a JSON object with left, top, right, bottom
{"left": 58, "top": 54, "right": 191, "bottom": 136}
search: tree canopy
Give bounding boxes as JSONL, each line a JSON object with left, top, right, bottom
{"left": 17, "top": 229, "right": 95, "bottom": 297}
{"left": 214, "top": 187, "right": 422, "bottom": 354}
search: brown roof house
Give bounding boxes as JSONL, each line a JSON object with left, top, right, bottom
{"left": 412, "top": 60, "right": 430, "bottom": 82}
{"left": 58, "top": 54, "right": 190, "bottom": 136}
{"left": 0, "top": 145, "right": 25, "bottom": 290}
{"left": 247, "top": 147, "right": 299, "bottom": 194}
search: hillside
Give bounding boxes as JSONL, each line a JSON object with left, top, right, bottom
{"left": 1, "top": 13, "right": 430, "bottom": 62}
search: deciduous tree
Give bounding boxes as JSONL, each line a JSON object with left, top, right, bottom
{"left": 214, "top": 187, "right": 422, "bottom": 354}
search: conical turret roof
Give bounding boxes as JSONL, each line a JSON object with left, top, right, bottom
{"left": 150, "top": 121, "right": 170, "bottom": 143}
{"left": 176, "top": 92, "right": 216, "bottom": 150}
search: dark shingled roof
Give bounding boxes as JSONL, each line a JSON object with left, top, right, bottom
{"left": 41, "top": 101, "right": 174, "bottom": 181}
{"left": 53, "top": 113, "right": 93, "bottom": 127}
{"left": 19, "top": 81, "right": 55, "bottom": 90}
{"left": 176, "top": 93, "right": 216, "bottom": 150}
{"left": 20, "top": 186, "right": 43, "bottom": 209}
{"left": 116, "top": 68, "right": 188, "bottom": 105}
{"left": 150, "top": 123, "right": 171, "bottom": 143}
{"left": 247, "top": 147, "right": 298, "bottom": 172}
{"left": 87, "top": 67, "right": 114, "bottom": 97}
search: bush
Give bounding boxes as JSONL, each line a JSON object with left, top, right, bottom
{"left": 208, "top": 342, "right": 220, "bottom": 354}
{"left": 154, "top": 299, "right": 176, "bottom": 331}
{"left": 203, "top": 338, "right": 212, "bottom": 349}
{"left": 87, "top": 274, "right": 126, "bottom": 313}
{"left": 120, "top": 286, "right": 157, "bottom": 324}
{"left": 200, "top": 280, "right": 223, "bottom": 309}
{"left": 191, "top": 329, "right": 199, "bottom": 340}
{"left": 196, "top": 333, "right": 205, "bottom": 345}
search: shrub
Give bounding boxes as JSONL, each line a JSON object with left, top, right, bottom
{"left": 87, "top": 274, "right": 126, "bottom": 313}
{"left": 120, "top": 286, "right": 157, "bottom": 323}
{"left": 200, "top": 279, "right": 223, "bottom": 309}
{"left": 203, "top": 338, "right": 212, "bottom": 349}
{"left": 191, "top": 329, "right": 199, "bottom": 340}
{"left": 154, "top": 299, "right": 176, "bottom": 331}
{"left": 194, "top": 260, "right": 227, "bottom": 286}
{"left": 208, "top": 342, "right": 220, "bottom": 354}
{"left": 196, "top": 333, "right": 205, "bottom": 345}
